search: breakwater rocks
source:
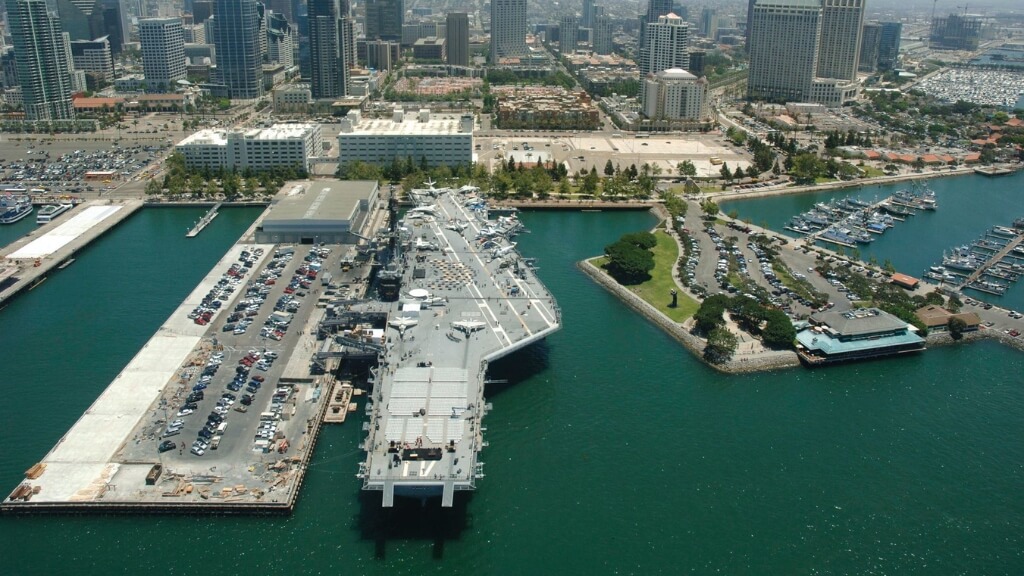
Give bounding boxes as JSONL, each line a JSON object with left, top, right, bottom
{"left": 577, "top": 259, "right": 800, "bottom": 374}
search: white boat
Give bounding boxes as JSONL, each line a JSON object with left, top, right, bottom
{"left": 36, "top": 202, "right": 73, "bottom": 224}
{"left": 0, "top": 197, "right": 33, "bottom": 224}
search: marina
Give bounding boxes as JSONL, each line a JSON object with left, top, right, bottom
{"left": 924, "top": 218, "right": 1024, "bottom": 297}
{"left": 784, "top": 182, "right": 938, "bottom": 249}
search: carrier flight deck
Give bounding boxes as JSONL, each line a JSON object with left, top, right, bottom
{"left": 355, "top": 184, "right": 560, "bottom": 507}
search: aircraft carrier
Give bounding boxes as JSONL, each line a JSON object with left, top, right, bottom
{"left": 348, "top": 183, "right": 560, "bottom": 507}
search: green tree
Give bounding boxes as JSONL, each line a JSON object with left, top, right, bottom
{"left": 604, "top": 159, "right": 615, "bottom": 176}
{"left": 762, "top": 309, "right": 796, "bottom": 349}
{"left": 948, "top": 316, "right": 967, "bottom": 341}
{"left": 603, "top": 238, "right": 655, "bottom": 284}
{"left": 704, "top": 327, "right": 738, "bottom": 363}
{"left": 700, "top": 199, "right": 719, "bottom": 219}
{"left": 947, "top": 295, "right": 962, "bottom": 313}
{"left": 144, "top": 178, "right": 162, "bottom": 195}
{"left": 720, "top": 162, "right": 732, "bottom": 180}
{"left": 677, "top": 160, "right": 697, "bottom": 177}
{"left": 694, "top": 294, "right": 730, "bottom": 334}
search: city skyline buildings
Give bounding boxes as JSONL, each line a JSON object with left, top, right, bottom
{"left": 307, "top": 0, "right": 349, "bottom": 98}
{"left": 213, "top": 0, "right": 264, "bottom": 99}
{"left": 6, "top": 0, "right": 76, "bottom": 120}
{"left": 490, "top": 0, "right": 527, "bottom": 64}
{"left": 365, "top": 0, "right": 403, "bottom": 42}
{"left": 816, "top": 0, "right": 864, "bottom": 81}
{"left": 639, "top": 12, "right": 689, "bottom": 76}
{"left": 139, "top": 17, "right": 186, "bottom": 91}
{"left": 747, "top": 0, "right": 822, "bottom": 103}
{"left": 446, "top": 11, "right": 469, "bottom": 66}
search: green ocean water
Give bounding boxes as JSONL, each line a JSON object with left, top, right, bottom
{"left": 0, "top": 205, "right": 1022, "bottom": 575}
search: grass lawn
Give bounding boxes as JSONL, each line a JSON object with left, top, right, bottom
{"left": 860, "top": 166, "right": 886, "bottom": 178}
{"left": 626, "top": 232, "right": 699, "bottom": 322}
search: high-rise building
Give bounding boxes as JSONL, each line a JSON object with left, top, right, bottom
{"left": 6, "top": 0, "right": 76, "bottom": 120}
{"left": 257, "top": 3, "right": 268, "bottom": 63}
{"left": 267, "top": 12, "right": 293, "bottom": 67}
{"left": 642, "top": 68, "right": 709, "bottom": 122}
{"left": 139, "top": 18, "right": 186, "bottom": 91}
{"left": 930, "top": 13, "right": 980, "bottom": 51}
{"left": 69, "top": 36, "right": 114, "bottom": 87}
{"left": 308, "top": 0, "right": 348, "bottom": 98}
{"left": 592, "top": 8, "right": 612, "bottom": 55}
{"left": 214, "top": 0, "right": 264, "bottom": 99}
{"left": 745, "top": 0, "right": 755, "bottom": 47}
{"left": 877, "top": 21, "right": 901, "bottom": 70}
{"left": 366, "top": 39, "right": 395, "bottom": 70}
{"left": 193, "top": 0, "right": 214, "bottom": 22}
{"left": 688, "top": 49, "right": 706, "bottom": 76}
{"left": 639, "top": 13, "right": 688, "bottom": 75}
{"left": 490, "top": 0, "right": 527, "bottom": 64}
{"left": 582, "top": 0, "right": 595, "bottom": 28}
{"left": 859, "top": 21, "right": 880, "bottom": 72}
{"left": 446, "top": 12, "right": 469, "bottom": 66}
{"left": 559, "top": 15, "right": 579, "bottom": 53}
{"left": 747, "top": 0, "right": 821, "bottom": 103}
{"left": 639, "top": 0, "right": 673, "bottom": 48}
{"left": 816, "top": 0, "right": 863, "bottom": 81}
{"left": 56, "top": 0, "right": 124, "bottom": 54}
{"left": 365, "top": 0, "right": 403, "bottom": 41}
{"left": 699, "top": 7, "right": 718, "bottom": 39}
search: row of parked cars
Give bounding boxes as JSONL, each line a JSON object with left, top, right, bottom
{"left": 188, "top": 250, "right": 264, "bottom": 325}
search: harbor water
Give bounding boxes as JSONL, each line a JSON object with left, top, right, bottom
{"left": 721, "top": 171, "right": 1024, "bottom": 310}
{"left": 0, "top": 204, "right": 1022, "bottom": 575}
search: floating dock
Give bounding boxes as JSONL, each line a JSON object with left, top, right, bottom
{"left": 186, "top": 202, "right": 222, "bottom": 238}
{"left": 0, "top": 200, "right": 144, "bottom": 309}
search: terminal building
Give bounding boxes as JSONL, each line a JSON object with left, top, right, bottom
{"left": 255, "top": 179, "right": 379, "bottom": 244}
{"left": 175, "top": 123, "right": 323, "bottom": 173}
{"left": 337, "top": 109, "right": 473, "bottom": 168}
{"left": 795, "top": 307, "right": 925, "bottom": 365}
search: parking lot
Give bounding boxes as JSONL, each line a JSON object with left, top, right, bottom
{"left": 121, "top": 242, "right": 346, "bottom": 483}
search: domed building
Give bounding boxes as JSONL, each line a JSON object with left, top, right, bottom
{"left": 641, "top": 68, "right": 710, "bottom": 125}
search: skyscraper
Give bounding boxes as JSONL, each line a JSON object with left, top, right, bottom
{"left": 365, "top": 0, "right": 403, "bottom": 41}
{"left": 490, "top": 0, "right": 527, "bottom": 64}
{"left": 308, "top": 0, "right": 348, "bottom": 98}
{"left": 747, "top": 0, "right": 821, "bottom": 103}
{"left": 214, "top": 0, "right": 264, "bottom": 99}
{"left": 56, "top": 0, "right": 124, "bottom": 54}
{"left": 559, "top": 15, "right": 579, "bottom": 54}
{"left": 877, "top": 21, "right": 901, "bottom": 70}
{"left": 266, "top": 12, "right": 293, "bottom": 67}
{"left": 859, "top": 21, "right": 881, "bottom": 73}
{"left": 6, "top": 0, "right": 76, "bottom": 120}
{"left": 699, "top": 7, "right": 718, "bottom": 39}
{"left": 592, "top": 7, "right": 612, "bottom": 55}
{"left": 816, "top": 0, "right": 863, "bottom": 81}
{"left": 582, "top": 0, "right": 595, "bottom": 28}
{"left": 639, "top": 0, "right": 673, "bottom": 48}
{"left": 139, "top": 18, "right": 186, "bottom": 91}
{"left": 639, "top": 13, "right": 688, "bottom": 75}
{"left": 446, "top": 12, "right": 469, "bottom": 66}
{"left": 69, "top": 36, "right": 113, "bottom": 87}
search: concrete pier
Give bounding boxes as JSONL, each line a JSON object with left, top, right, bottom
{"left": 0, "top": 199, "right": 144, "bottom": 309}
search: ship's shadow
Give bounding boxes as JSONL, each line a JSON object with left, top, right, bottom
{"left": 484, "top": 338, "right": 552, "bottom": 399}
{"left": 356, "top": 491, "right": 473, "bottom": 560}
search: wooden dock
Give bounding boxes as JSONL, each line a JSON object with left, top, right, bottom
{"left": 961, "top": 228, "right": 1024, "bottom": 289}
{"left": 0, "top": 199, "right": 144, "bottom": 309}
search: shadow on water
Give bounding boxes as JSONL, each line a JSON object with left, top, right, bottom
{"left": 357, "top": 490, "right": 473, "bottom": 560}
{"left": 484, "top": 338, "right": 552, "bottom": 398}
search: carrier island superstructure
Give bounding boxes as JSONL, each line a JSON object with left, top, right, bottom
{"left": 350, "top": 184, "right": 560, "bottom": 507}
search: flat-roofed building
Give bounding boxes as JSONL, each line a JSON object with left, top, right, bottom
{"left": 337, "top": 110, "right": 473, "bottom": 167}
{"left": 412, "top": 36, "right": 446, "bottom": 61}
{"left": 796, "top": 307, "right": 925, "bottom": 365}
{"left": 175, "top": 123, "right": 323, "bottom": 172}
{"left": 255, "top": 179, "right": 379, "bottom": 244}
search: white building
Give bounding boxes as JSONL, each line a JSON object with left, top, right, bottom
{"left": 338, "top": 110, "right": 473, "bottom": 168}
{"left": 139, "top": 18, "right": 186, "bottom": 91}
{"left": 639, "top": 13, "right": 689, "bottom": 75}
{"left": 175, "top": 123, "right": 323, "bottom": 172}
{"left": 272, "top": 83, "right": 311, "bottom": 112}
{"left": 642, "top": 68, "right": 709, "bottom": 122}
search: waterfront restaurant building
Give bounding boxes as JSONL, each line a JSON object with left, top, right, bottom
{"left": 255, "top": 180, "right": 379, "bottom": 244}
{"left": 795, "top": 307, "right": 925, "bottom": 365}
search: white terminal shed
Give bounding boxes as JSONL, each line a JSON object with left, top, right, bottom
{"left": 255, "top": 179, "right": 379, "bottom": 244}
